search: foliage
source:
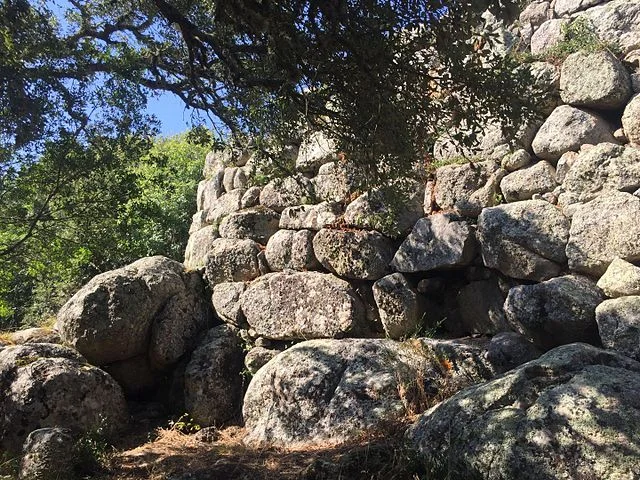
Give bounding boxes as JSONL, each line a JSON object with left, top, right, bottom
{"left": 74, "top": 416, "right": 113, "bottom": 475}
{"left": 169, "top": 413, "right": 202, "bottom": 435}
{"left": 425, "top": 156, "right": 475, "bottom": 175}
{"left": 2, "top": 0, "right": 537, "bottom": 189}
{"left": 536, "top": 17, "right": 620, "bottom": 64}
{"left": 0, "top": 0, "right": 541, "bottom": 328}
{"left": 0, "top": 134, "right": 206, "bottom": 329}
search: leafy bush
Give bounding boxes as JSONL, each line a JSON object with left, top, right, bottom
{"left": 0, "top": 133, "right": 207, "bottom": 330}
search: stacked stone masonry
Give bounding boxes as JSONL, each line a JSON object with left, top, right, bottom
{"left": 5, "top": 1, "right": 640, "bottom": 477}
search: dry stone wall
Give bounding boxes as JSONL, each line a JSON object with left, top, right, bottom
{"left": 4, "top": 0, "right": 640, "bottom": 475}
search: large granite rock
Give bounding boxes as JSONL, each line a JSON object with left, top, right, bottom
{"left": 504, "top": 275, "right": 605, "bottom": 350}
{"left": 313, "top": 162, "right": 360, "bottom": 202}
{"left": 19, "top": 428, "right": 76, "bottom": 480}
{"left": 596, "top": 296, "right": 640, "bottom": 360}
{"left": 279, "top": 202, "right": 342, "bottom": 230}
{"left": 560, "top": 50, "right": 632, "bottom": 110}
{"left": 417, "top": 337, "right": 498, "bottom": 383}
{"left": 434, "top": 160, "right": 505, "bottom": 217}
{"left": 205, "top": 188, "right": 245, "bottom": 225}
{"left": 197, "top": 173, "right": 224, "bottom": 211}
{"left": 584, "top": 0, "right": 640, "bottom": 55}
{"left": 501, "top": 148, "right": 531, "bottom": 172}
{"left": 57, "top": 256, "right": 210, "bottom": 367}
{"left": 486, "top": 332, "right": 542, "bottom": 373}
{"left": 204, "top": 238, "right": 264, "bottom": 285}
{"left": 211, "top": 282, "right": 247, "bottom": 327}
{"left": 566, "top": 191, "right": 640, "bottom": 276}
{"left": 184, "top": 326, "right": 245, "bottom": 426}
{"left": 264, "top": 229, "right": 320, "bottom": 271}
{"left": 296, "top": 131, "right": 338, "bottom": 174}
{"left": 0, "top": 344, "right": 127, "bottom": 453}
{"left": 243, "top": 339, "right": 440, "bottom": 448}
{"left": 622, "top": 94, "right": 640, "bottom": 145}
{"left": 184, "top": 225, "right": 219, "bottom": 270}
{"left": 531, "top": 105, "right": 616, "bottom": 162}
{"left": 244, "top": 346, "right": 280, "bottom": 374}
{"left": 313, "top": 228, "right": 395, "bottom": 280}
{"left": 499, "top": 161, "right": 557, "bottom": 203}
{"left": 222, "top": 166, "right": 248, "bottom": 192}
{"left": 560, "top": 143, "right": 640, "bottom": 204}
{"left": 519, "top": 1, "right": 553, "bottom": 40}
{"left": 10, "top": 328, "right": 60, "bottom": 345}
{"left": 477, "top": 200, "right": 570, "bottom": 281}
{"left": 260, "top": 176, "right": 315, "bottom": 213}
{"left": 407, "top": 343, "right": 640, "bottom": 480}
{"left": 218, "top": 207, "right": 280, "bottom": 244}
{"left": 554, "top": 0, "right": 605, "bottom": 16}
{"left": 241, "top": 271, "right": 366, "bottom": 340}
{"left": 373, "top": 273, "right": 425, "bottom": 339}
{"left": 391, "top": 214, "right": 476, "bottom": 273}
{"left": 343, "top": 185, "right": 424, "bottom": 238}
{"left": 530, "top": 18, "right": 568, "bottom": 54}
{"left": 597, "top": 258, "right": 640, "bottom": 297}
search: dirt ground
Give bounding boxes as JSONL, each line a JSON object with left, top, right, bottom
{"left": 96, "top": 418, "right": 426, "bottom": 480}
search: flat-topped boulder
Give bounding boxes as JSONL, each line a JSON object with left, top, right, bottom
{"left": 433, "top": 160, "right": 505, "bottom": 217}
{"left": 204, "top": 238, "right": 264, "bottom": 285}
{"left": 218, "top": 207, "right": 280, "bottom": 244}
{"left": 260, "top": 175, "right": 315, "bottom": 212}
{"left": 0, "top": 343, "right": 127, "bottom": 454}
{"left": 597, "top": 258, "right": 640, "bottom": 297}
{"left": 622, "top": 94, "right": 640, "bottom": 145}
{"left": 313, "top": 228, "right": 395, "bottom": 280}
{"left": 184, "top": 326, "right": 245, "bottom": 426}
{"left": 532, "top": 105, "right": 616, "bottom": 162}
{"left": 560, "top": 50, "right": 632, "bottom": 110}
{"left": 560, "top": 143, "right": 640, "bottom": 204}
{"left": 477, "top": 200, "right": 570, "bottom": 281}
{"left": 240, "top": 271, "right": 366, "bottom": 340}
{"left": 584, "top": 0, "right": 640, "bottom": 55}
{"left": 407, "top": 343, "right": 640, "bottom": 480}
{"left": 264, "top": 229, "right": 320, "bottom": 272}
{"left": 596, "top": 296, "right": 640, "bottom": 360}
{"left": 567, "top": 191, "right": 640, "bottom": 276}
{"left": 504, "top": 275, "right": 605, "bottom": 349}
{"left": 373, "top": 273, "right": 425, "bottom": 339}
{"left": 184, "top": 224, "right": 219, "bottom": 270}
{"left": 243, "top": 339, "right": 438, "bottom": 448}
{"left": 343, "top": 185, "right": 424, "bottom": 238}
{"left": 279, "top": 202, "right": 342, "bottom": 230}
{"left": 499, "top": 161, "right": 557, "bottom": 203}
{"left": 391, "top": 214, "right": 476, "bottom": 273}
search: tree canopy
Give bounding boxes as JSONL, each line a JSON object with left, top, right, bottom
{"left": 0, "top": 0, "right": 538, "bottom": 327}
{"left": 2, "top": 0, "right": 535, "bottom": 173}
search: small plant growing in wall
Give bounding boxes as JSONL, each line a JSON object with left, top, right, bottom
{"left": 541, "top": 17, "right": 621, "bottom": 64}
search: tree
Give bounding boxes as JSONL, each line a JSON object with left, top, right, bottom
{"left": 2, "top": 0, "right": 536, "bottom": 183}
{"left": 0, "top": 0, "right": 537, "bottom": 326}
{"left": 0, "top": 133, "right": 207, "bottom": 328}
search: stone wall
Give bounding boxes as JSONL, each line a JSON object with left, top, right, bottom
{"left": 4, "top": 0, "right": 640, "bottom": 476}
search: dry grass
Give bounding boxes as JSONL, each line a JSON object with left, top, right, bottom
{"left": 0, "top": 331, "right": 15, "bottom": 345}
{"left": 96, "top": 422, "right": 426, "bottom": 480}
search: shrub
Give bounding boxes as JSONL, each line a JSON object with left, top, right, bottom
{"left": 540, "top": 17, "right": 620, "bottom": 64}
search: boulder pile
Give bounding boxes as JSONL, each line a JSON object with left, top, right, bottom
{"left": 5, "top": 1, "right": 640, "bottom": 478}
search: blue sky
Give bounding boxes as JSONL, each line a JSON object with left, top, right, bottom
{"left": 146, "top": 92, "right": 195, "bottom": 137}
